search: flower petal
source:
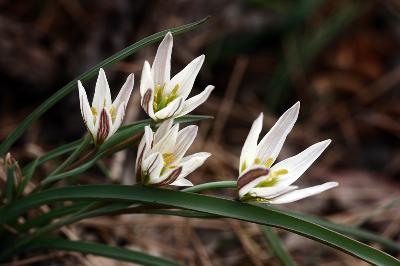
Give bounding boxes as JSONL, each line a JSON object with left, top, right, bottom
{"left": 168, "top": 55, "right": 205, "bottom": 99}
{"left": 151, "top": 32, "right": 173, "bottom": 86}
{"left": 239, "top": 113, "right": 263, "bottom": 174}
{"left": 237, "top": 167, "right": 269, "bottom": 198}
{"left": 154, "top": 97, "right": 184, "bottom": 121}
{"left": 78, "top": 81, "right": 96, "bottom": 136}
{"left": 177, "top": 152, "right": 211, "bottom": 180}
{"left": 142, "top": 152, "right": 164, "bottom": 184}
{"left": 179, "top": 85, "right": 214, "bottom": 116}
{"left": 257, "top": 102, "right": 300, "bottom": 164}
{"left": 268, "top": 182, "right": 338, "bottom": 204}
{"left": 247, "top": 185, "right": 298, "bottom": 199}
{"left": 108, "top": 103, "right": 125, "bottom": 137}
{"left": 113, "top": 73, "right": 134, "bottom": 110}
{"left": 152, "top": 124, "right": 179, "bottom": 153}
{"left": 92, "top": 68, "right": 112, "bottom": 110}
{"left": 140, "top": 61, "right": 154, "bottom": 96}
{"left": 173, "top": 125, "right": 198, "bottom": 162}
{"left": 272, "top": 139, "right": 332, "bottom": 187}
{"left": 141, "top": 126, "right": 154, "bottom": 158}
{"left": 154, "top": 119, "right": 173, "bottom": 144}
{"left": 170, "top": 178, "right": 193, "bottom": 187}
{"left": 94, "top": 109, "right": 112, "bottom": 145}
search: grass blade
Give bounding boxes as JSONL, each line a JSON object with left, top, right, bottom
{"left": 0, "top": 185, "right": 398, "bottom": 265}
{"left": 261, "top": 226, "right": 296, "bottom": 266}
{"left": 0, "top": 17, "right": 209, "bottom": 156}
{"left": 28, "top": 237, "right": 179, "bottom": 266}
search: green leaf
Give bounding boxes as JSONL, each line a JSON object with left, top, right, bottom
{"left": 5, "top": 166, "right": 15, "bottom": 203}
{"left": 28, "top": 237, "right": 179, "bottom": 266}
{"left": 18, "top": 202, "right": 89, "bottom": 231}
{"left": 22, "top": 139, "right": 83, "bottom": 175}
{"left": 261, "top": 226, "right": 296, "bottom": 266}
{"left": 0, "top": 17, "right": 209, "bottom": 156}
{"left": 0, "top": 185, "right": 398, "bottom": 265}
{"left": 16, "top": 158, "right": 39, "bottom": 196}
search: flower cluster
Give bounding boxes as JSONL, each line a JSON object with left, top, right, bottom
{"left": 77, "top": 32, "right": 337, "bottom": 204}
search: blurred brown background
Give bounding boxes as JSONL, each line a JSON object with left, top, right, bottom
{"left": 0, "top": 0, "right": 399, "bottom": 265}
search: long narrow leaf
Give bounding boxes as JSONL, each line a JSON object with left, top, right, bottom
{"left": 0, "top": 17, "right": 209, "bottom": 156}
{"left": 0, "top": 185, "right": 398, "bottom": 265}
{"left": 261, "top": 226, "right": 296, "bottom": 266}
{"left": 28, "top": 237, "right": 179, "bottom": 266}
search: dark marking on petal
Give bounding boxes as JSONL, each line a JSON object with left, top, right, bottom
{"left": 142, "top": 89, "right": 152, "bottom": 114}
{"left": 96, "top": 109, "right": 110, "bottom": 145}
{"left": 237, "top": 168, "right": 269, "bottom": 191}
{"left": 170, "top": 98, "right": 183, "bottom": 118}
{"left": 135, "top": 143, "right": 146, "bottom": 183}
{"left": 157, "top": 167, "right": 182, "bottom": 186}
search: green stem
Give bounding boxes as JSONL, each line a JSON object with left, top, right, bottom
{"left": 182, "top": 181, "right": 237, "bottom": 193}
{"left": 49, "top": 135, "right": 91, "bottom": 177}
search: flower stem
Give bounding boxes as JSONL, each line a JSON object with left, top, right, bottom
{"left": 182, "top": 181, "right": 237, "bottom": 193}
{"left": 48, "top": 135, "right": 91, "bottom": 177}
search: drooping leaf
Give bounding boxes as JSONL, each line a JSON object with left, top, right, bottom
{"left": 0, "top": 185, "right": 398, "bottom": 265}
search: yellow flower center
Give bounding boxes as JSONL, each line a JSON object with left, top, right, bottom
{"left": 153, "top": 83, "right": 180, "bottom": 112}
{"left": 255, "top": 168, "right": 288, "bottom": 188}
{"left": 162, "top": 153, "right": 175, "bottom": 166}
{"left": 160, "top": 153, "right": 176, "bottom": 176}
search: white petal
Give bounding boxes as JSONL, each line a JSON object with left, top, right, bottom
{"left": 139, "top": 126, "right": 154, "bottom": 160}
{"left": 171, "top": 178, "right": 193, "bottom": 187}
{"left": 113, "top": 73, "right": 134, "bottom": 110}
{"left": 237, "top": 167, "right": 270, "bottom": 198}
{"left": 78, "top": 81, "right": 96, "bottom": 136}
{"left": 272, "top": 139, "right": 332, "bottom": 187}
{"left": 179, "top": 85, "right": 214, "bottom": 117}
{"left": 142, "top": 152, "right": 164, "bottom": 184}
{"left": 92, "top": 68, "right": 112, "bottom": 110}
{"left": 239, "top": 113, "right": 263, "bottom": 174}
{"left": 257, "top": 102, "right": 300, "bottom": 164}
{"left": 136, "top": 133, "right": 147, "bottom": 175}
{"left": 173, "top": 125, "right": 198, "bottom": 162}
{"left": 154, "top": 119, "right": 173, "bottom": 145}
{"left": 268, "top": 182, "right": 338, "bottom": 204}
{"left": 151, "top": 32, "right": 173, "bottom": 86}
{"left": 152, "top": 124, "right": 179, "bottom": 153}
{"left": 108, "top": 103, "right": 125, "bottom": 137}
{"left": 93, "top": 108, "right": 112, "bottom": 145}
{"left": 154, "top": 97, "right": 184, "bottom": 121}
{"left": 177, "top": 152, "right": 211, "bottom": 180}
{"left": 140, "top": 61, "right": 154, "bottom": 96}
{"left": 168, "top": 55, "right": 205, "bottom": 99}
{"left": 247, "top": 185, "right": 298, "bottom": 199}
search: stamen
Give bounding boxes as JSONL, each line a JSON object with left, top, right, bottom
{"left": 272, "top": 169, "right": 288, "bottom": 177}
{"left": 254, "top": 158, "right": 261, "bottom": 164}
{"left": 91, "top": 107, "right": 98, "bottom": 116}
{"left": 162, "top": 153, "right": 175, "bottom": 166}
{"left": 256, "top": 176, "right": 278, "bottom": 187}
{"left": 109, "top": 106, "right": 116, "bottom": 122}
{"left": 264, "top": 157, "right": 273, "bottom": 168}
{"left": 240, "top": 161, "right": 247, "bottom": 172}
{"left": 153, "top": 83, "right": 180, "bottom": 112}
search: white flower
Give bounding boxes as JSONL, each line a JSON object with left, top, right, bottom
{"left": 78, "top": 68, "right": 134, "bottom": 145}
{"left": 135, "top": 119, "right": 210, "bottom": 186}
{"left": 140, "top": 32, "right": 214, "bottom": 121}
{"left": 238, "top": 102, "right": 338, "bottom": 204}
